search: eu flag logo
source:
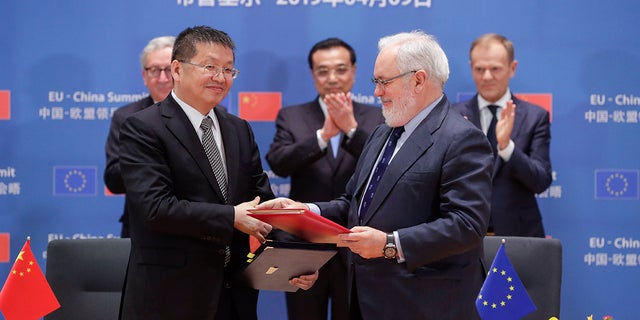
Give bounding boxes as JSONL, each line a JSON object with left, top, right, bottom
{"left": 53, "top": 166, "right": 97, "bottom": 196}
{"left": 476, "top": 243, "right": 536, "bottom": 320}
{"left": 595, "top": 170, "right": 639, "bottom": 200}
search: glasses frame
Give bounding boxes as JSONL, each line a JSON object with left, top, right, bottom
{"left": 371, "top": 70, "right": 417, "bottom": 88}
{"left": 178, "top": 60, "right": 239, "bottom": 79}
{"left": 144, "top": 66, "right": 172, "bottom": 78}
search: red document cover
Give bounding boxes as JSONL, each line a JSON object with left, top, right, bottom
{"left": 248, "top": 209, "right": 350, "bottom": 243}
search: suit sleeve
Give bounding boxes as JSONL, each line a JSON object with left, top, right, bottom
{"left": 501, "top": 107, "right": 552, "bottom": 194}
{"left": 104, "top": 110, "right": 127, "bottom": 194}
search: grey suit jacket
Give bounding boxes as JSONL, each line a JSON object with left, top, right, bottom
{"left": 319, "top": 95, "right": 493, "bottom": 319}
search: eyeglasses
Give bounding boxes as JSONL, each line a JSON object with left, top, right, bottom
{"left": 145, "top": 66, "right": 172, "bottom": 78}
{"left": 313, "top": 66, "right": 352, "bottom": 78}
{"left": 178, "top": 60, "right": 239, "bottom": 79}
{"left": 371, "top": 70, "right": 417, "bottom": 88}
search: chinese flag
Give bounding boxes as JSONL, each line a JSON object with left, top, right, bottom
{"left": 0, "top": 234, "right": 9, "bottom": 263}
{"left": 0, "top": 90, "right": 10, "bottom": 120}
{"left": 238, "top": 92, "right": 281, "bottom": 121}
{"left": 0, "top": 238, "right": 60, "bottom": 320}
{"left": 514, "top": 93, "right": 553, "bottom": 122}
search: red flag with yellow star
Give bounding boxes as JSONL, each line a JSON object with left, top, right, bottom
{"left": 0, "top": 238, "right": 60, "bottom": 320}
{"left": 238, "top": 92, "right": 281, "bottom": 121}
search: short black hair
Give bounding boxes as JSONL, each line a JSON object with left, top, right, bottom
{"left": 307, "top": 38, "right": 356, "bottom": 69}
{"left": 172, "top": 25, "right": 236, "bottom": 62}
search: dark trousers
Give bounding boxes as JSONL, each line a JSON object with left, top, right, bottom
{"left": 349, "top": 273, "right": 362, "bottom": 320}
{"left": 285, "top": 255, "right": 349, "bottom": 320}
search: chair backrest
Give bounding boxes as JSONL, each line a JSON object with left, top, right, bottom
{"left": 483, "top": 236, "right": 562, "bottom": 320}
{"left": 44, "top": 238, "right": 130, "bottom": 320}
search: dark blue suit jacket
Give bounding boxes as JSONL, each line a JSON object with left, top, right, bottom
{"left": 319, "top": 95, "right": 493, "bottom": 319}
{"left": 118, "top": 94, "right": 274, "bottom": 319}
{"left": 452, "top": 94, "right": 552, "bottom": 237}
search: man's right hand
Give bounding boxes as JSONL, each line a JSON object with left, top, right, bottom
{"left": 319, "top": 113, "right": 340, "bottom": 142}
{"left": 255, "top": 197, "right": 308, "bottom": 211}
{"left": 234, "top": 196, "right": 272, "bottom": 243}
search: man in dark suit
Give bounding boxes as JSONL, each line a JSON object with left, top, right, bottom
{"left": 258, "top": 30, "right": 493, "bottom": 319}
{"left": 265, "top": 38, "right": 384, "bottom": 320}
{"left": 452, "top": 33, "right": 552, "bottom": 237}
{"left": 104, "top": 35, "right": 175, "bottom": 237}
{"left": 117, "top": 25, "right": 317, "bottom": 320}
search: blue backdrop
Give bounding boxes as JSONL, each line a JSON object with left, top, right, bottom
{"left": 1, "top": 1, "right": 639, "bottom": 319}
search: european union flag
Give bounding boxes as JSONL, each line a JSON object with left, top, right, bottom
{"left": 476, "top": 243, "right": 536, "bottom": 320}
{"left": 53, "top": 166, "right": 97, "bottom": 196}
{"left": 595, "top": 170, "right": 639, "bottom": 200}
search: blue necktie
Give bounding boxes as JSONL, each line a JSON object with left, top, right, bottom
{"left": 359, "top": 126, "right": 404, "bottom": 224}
{"left": 487, "top": 105, "right": 498, "bottom": 158}
{"left": 330, "top": 134, "right": 341, "bottom": 158}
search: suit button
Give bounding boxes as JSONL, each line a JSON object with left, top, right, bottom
{"left": 218, "top": 248, "right": 226, "bottom": 255}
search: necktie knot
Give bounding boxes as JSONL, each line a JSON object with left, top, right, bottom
{"left": 201, "top": 116, "right": 213, "bottom": 131}
{"left": 390, "top": 126, "right": 405, "bottom": 141}
{"left": 487, "top": 104, "right": 499, "bottom": 117}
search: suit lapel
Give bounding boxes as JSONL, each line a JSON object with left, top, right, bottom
{"left": 161, "top": 96, "right": 227, "bottom": 201}
{"left": 510, "top": 95, "right": 528, "bottom": 141}
{"left": 215, "top": 107, "right": 240, "bottom": 203}
{"left": 462, "top": 96, "right": 482, "bottom": 129}
{"left": 354, "top": 126, "right": 389, "bottom": 203}
{"left": 359, "top": 98, "right": 447, "bottom": 224}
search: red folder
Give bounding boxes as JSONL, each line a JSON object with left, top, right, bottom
{"left": 248, "top": 208, "right": 350, "bottom": 243}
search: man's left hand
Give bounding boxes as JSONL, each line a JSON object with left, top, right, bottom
{"left": 337, "top": 226, "right": 386, "bottom": 259}
{"left": 289, "top": 270, "right": 319, "bottom": 291}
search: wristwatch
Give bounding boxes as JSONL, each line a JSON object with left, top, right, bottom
{"left": 383, "top": 233, "right": 397, "bottom": 259}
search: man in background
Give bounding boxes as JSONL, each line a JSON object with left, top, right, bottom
{"left": 104, "top": 35, "right": 175, "bottom": 237}
{"left": 453, "top": 33, "right": 552, "bottom": 237}
{"left": 265, "top": 38, "right": 383, "bottom": 320}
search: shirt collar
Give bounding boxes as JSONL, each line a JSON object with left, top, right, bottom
{"left": 478, "top": 88, "right": 512, "bottom": 111}
{"left": 403, "top": 94, "right": 443, "bottom": 136}
{"left": 171, "top": 91, "right": 219, "bottom": 133}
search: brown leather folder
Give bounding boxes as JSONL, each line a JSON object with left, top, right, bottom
{"left": 238, "top": 241, "right": 337, "bottom": 292}
{"left": 247, "top": 208, "right": 350, "bottom": 243}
